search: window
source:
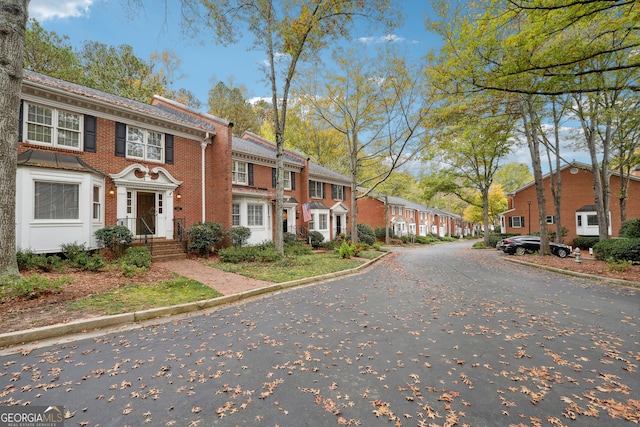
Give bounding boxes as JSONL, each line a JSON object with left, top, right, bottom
{"left": 34, "top": 182, "right": 79, "bottom": 220}
{"left": 26, "top": 103, "right": 82, "bottom": 150}
{"left": 284, "top": 171, "right": 292, "bottom": 190}
{"left": 332, "top": 185, "right": 344, "bottom": 200}
{"left": 247, "top": 204, "right": 263, "bottom": 226}
{"left": 577, "top": 215, "right": 582, "bottom": 226}
{"left": 587, "top": 214, "right": 598, "bottom": 226}
{"left": 126, "top": 191, "right": 133, "bottom": 214}
{"left": 232, "top": 161, "right": 248, "bottom": 185}
{"left": 546, "top": 215, "right": 555, "bottom": 224}
{"left": 510, "top": 216, "right": 524, "bottom": 228}
{"left": 319, "top": 214, "right": 328, "bottom": 230}
{"left": 92, "top": 186, "right": 101, "bottom": 220}
{"left": 126, "top": 126, "right": 163, "bottom": 161}
{"left": 232, "top": 203, "right": 241, "bottom": 226}
{"left": 309, "top": 180, "right": 324, "bottom": 198}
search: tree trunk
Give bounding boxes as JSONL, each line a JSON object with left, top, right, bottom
{"left": 0, "top": 0, "right": 29, "bottom": 280}
{"left": 482, "top": 186, "right": 490, "bottom": 247}
{"left": 521, "top": 96, "right": 550, "bottom": 255}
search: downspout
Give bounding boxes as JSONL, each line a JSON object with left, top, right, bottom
{"left": 201, "top": 132, "right": 211, "bottom": 222}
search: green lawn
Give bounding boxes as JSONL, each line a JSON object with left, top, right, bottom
{"left": 205, "top": 252, "right": 370, "bottom": 283}
{"left": 66, "top": 276, "right": 222, "bottom": 314}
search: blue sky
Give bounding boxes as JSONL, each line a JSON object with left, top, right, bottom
{"left": 27, "top": 0, "right": 592, "bottom": 172}
{"left": 29, "top": 0, "right": 441, "bottom": 106}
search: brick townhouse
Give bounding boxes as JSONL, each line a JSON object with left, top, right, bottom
{"left": 357, "top": 193, "right": 468, "bottom": 238}
{"left": 231, "top": 132, "right": 352, "bottom": 245}
{"left": 15, "top": 70, "right": 354, "bottom": 253}
{"left": 500, "top": 162, "right": 640, "bottom": 244}
{"left": 17, "top": 70, "right": 232, "bottom": 253}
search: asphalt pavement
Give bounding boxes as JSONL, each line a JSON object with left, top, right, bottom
{"left": 0, "top": 241, "right": 638, "bottom": 426}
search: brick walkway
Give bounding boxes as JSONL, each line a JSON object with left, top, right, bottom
{"left": 158, "top": 259, "right": 273, "bottom": 296}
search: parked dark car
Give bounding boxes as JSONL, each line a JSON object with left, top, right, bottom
{"left": 496, "top": 235, "right": 536, "bottom": 251}
{"left": 502, "top": 236, "right": 571, "bottom": 258}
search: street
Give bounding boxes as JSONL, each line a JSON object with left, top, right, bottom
{"left": 1, "top": 241, "right": 638, "bottom": 426}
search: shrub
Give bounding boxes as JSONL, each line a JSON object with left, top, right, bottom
{"left": 15, "top": 249, "right": 64, "bottom": 272}
{"left": 0, "top": 273, "right": 71, "bottom": 301}
{"left": 572, "top": 237, "right": 600, "bottom": 249}
{"left": 320, "top": 240, "right": 341, "bottom": 251}
{"left": 120, "top": 246, "right": 152, "bottom": 269}
{"left": 593, "top": 238, "right": 640, "bottom": 262}
{"left": 228, "top": 226, "right": 251, "bottom": 247}
{"left": 375, "top": 227, "right": 395, "bottom": 239}
{"left": 284, "top": 242, "right": 312, "bottom": 256}
{"left": 357, "top": 224, "right": 376, "bottom": 246}
{"left": 188, "top": 222, "right": 224, "bottom": 256}
{"left": 283, "top": 232, "right": 298, "bottom": 244}
{"left": 338, "top": 241, "right": 356, "bottom": 259}
{"left": 415, "top": 235, "right": 437, "bottom": 245}
{"left": 60, "top": 242, "right": 88, "bottom": 263}
{"left": 619, "top": 218, "right": 640, "bottom": 238}
{"left": 218, "top": 244, "right": 281, "bottom": 263}
{"left": 73, "top": 253, "right": 106, "bottom": 272}
{"left": 309, "top": 231, "right": 324, "bottom": 248}
{"left": 95, "top": 225, "right": 133, "bottom": 258}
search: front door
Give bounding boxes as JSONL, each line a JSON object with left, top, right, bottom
{"left": 137, "top": 192, "right": 156, "bottom": 235}
{"left": 335, "top": 214, "right": 342, "bottom": 237}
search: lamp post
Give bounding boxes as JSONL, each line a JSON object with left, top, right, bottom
{"left": 527, "top": 200, "right": 531, "bottom": 235}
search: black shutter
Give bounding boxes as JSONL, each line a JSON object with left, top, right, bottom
{"left": 341, "top": 185, "right": 345, "bottom": 201}
{"left": 248, "top": 163, "right": 254, "bottom": 186}
{"left": 165, "top": 134, "right": 174, "bottom": 164}
{"left": 322, "top": 183, "right": 326, "bottom": 198}
{"left": 291, "top": 172, "right": 295, "bottom": 190}
{"left": 272, "top": 168, "right": 276, "bottom": 188}
{"left": 508, "top": 217, "right": 513, "bottom": 227}
{"left": 115, "top": 122, "right": 126, "bottom": 157}
{"left": 18, "top": 101, "right": 23, "bottom": 141}
{"left": 84, "top": 115, "right": 97, "bottom": 152}
{"left": 521, "top": 216, "right": 525, "bottom": 228}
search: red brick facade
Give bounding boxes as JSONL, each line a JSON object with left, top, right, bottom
{"left": 501, "top": 163, "right": 640, "bottom": 244}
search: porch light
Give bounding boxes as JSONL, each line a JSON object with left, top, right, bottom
{"left": 108, "top": 187, "right": 115, "bottom": 195}
{"left": 176, "top": 191, "right": 182, "bottom": 199}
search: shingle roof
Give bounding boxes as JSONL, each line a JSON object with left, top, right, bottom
{"left": 22, "top": 70, "right": 217, "bottom": 133}
{"left": 233, "top": 136, "right": 305, "bottom": 166}
{"left": 308, "top": 162, "right": 350, "bottom": 184}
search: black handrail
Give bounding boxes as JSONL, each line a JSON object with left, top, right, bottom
{"left": 173, "top": 218, "right": 187, "bottom": 251}
{"left": 116, "top": 217, "right": 154, "bottom": 254}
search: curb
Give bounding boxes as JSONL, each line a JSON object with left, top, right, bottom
{"left": 0, "top": 252, "right": 388, "bottom": 349}
{"left": 504, "top": 257, "right": 640, "bottom": 288}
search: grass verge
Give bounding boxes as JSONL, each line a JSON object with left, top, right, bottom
{"left": 205, "top": 252, "right": 367, "bottom": 283}
{"left": 66, "top": 276, "right": 221, "bottom": 315}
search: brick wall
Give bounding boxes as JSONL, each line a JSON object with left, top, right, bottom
{"left": 504, "top": 166, "right": 640, "bottom": 244}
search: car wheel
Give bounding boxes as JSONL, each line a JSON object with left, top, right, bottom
{"left": 556, "top": 248, "right": 568, "bottom": 258}
{"left": 515, "top": 246, "right": 526, "bottom": 256}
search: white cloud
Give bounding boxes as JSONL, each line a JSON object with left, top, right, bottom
{"left": 29, "top": 0, "right": 94, "bottom": 21}
{"left": 358, "top": 34, "right": 407, "bottom": 44}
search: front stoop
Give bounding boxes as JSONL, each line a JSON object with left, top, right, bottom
{"left": 133, "top": 239, "right": 187, "bottom": 262}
